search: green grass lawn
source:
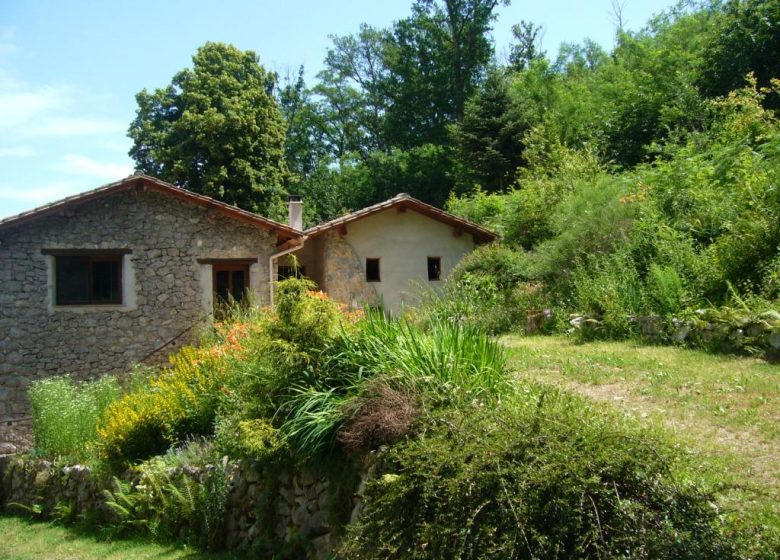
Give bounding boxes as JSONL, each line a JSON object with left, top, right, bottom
{"left": 0, "top": 516, "right": 240, "bottom": 560}
{"left": 503, "top": 334, "right": 780, "bottom": 537}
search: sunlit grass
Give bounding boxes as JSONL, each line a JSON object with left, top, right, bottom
{"left": 0, "top": 516, "right": 240, "bottom": 560}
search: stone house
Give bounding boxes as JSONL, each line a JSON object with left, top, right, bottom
{"left": 0, "top": 174, "right": 494, "bottom": 445}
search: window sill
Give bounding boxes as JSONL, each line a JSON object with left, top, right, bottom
{"left": 51, "top": 304, "right": 133, "bottom": 313}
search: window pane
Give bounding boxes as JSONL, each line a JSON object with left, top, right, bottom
{"left": 215, "top": 270, "right": 230, "bottom": 302}
{"left": 427, "top": 257, "right": 441, "bottom": 281}
{"left": 366, "top": 258, "right": 380, "bottom": 282}
{"left": 231, "top": 270, "right": 246, "bottom": 302}
{"left": 56, "top": 256, "right": 89, "bottom": 304}
{"left": 92, "top": 259, "right": 121, "bottom": 303}
{"left": 278, "top": 266, "right": 293, "bottom": 280}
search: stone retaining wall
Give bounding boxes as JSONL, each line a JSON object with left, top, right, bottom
{"left": 0, "top": 454, "right": 371, "bottom": 557}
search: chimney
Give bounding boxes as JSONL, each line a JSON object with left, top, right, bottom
{"left": 288, "top": 195, "right": 303, "bottom": 230}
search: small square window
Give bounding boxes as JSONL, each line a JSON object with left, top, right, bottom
{"left": 427, "top": 257, "right": 441, "bottom": 281}
{"left": 366, "top": 258, "right": 381, "bottom": 282}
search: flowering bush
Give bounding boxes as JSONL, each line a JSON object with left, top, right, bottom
{"left": 97, "top": 335, "right": 246, "bottom": 469}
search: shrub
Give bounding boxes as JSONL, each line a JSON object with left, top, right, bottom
{"left": 97, "top": 344, "right": 234, "bottom": 469}
{"left": 646, "top": 263, "right": 687, "bottom": 316}
{"left": 220, "top": 282, "right": 351, "bottom": 422}
{"left": 532, "top": 174, "right": 641, "bottom": 281}
{"left": 333, "top": 312, "right": 509, "bottom": 403}
{"left": 28, "top": 375, "right": 120, "bottom": 463}
{"left": 418, "top": 271, "right": 518, "bottom": 334}
{"left": 275, "top": 312, "right": 508, "bottom": 461}
{"left": 103, "top": 456, "right": 230, "bottom": 549}
{"left": 271, "top": 277, "right": 345, "bottom": 350}
{"left": 445, "top": 187, "right": 506, "bottom": 236}
{"left": 416, "top": 244, "right": 533, "bottom": 334}
{"left": 570, "top": 251, "right": 646, "bottom": 339}
{"left": 213, "top": 416, "right": 287, "bottom": 462}
{"left": 278, "top": 386, "right": 352, "bottom": 461}
{"left": 339, "top": 386, "right": 734, "bottom": 559}
{"left": 503, "top": 141, "right": 605, "bottom": 249}
{"left": 450, "top": 243, "right": 527, "bottom": 290}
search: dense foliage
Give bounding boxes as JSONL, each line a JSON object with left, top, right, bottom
{"left": 340, "top": 389, "right": 732, "bottom": 559}
{"left": 128, "top": 42, "right": 290, "bottom": 216}
{"left": 444, "top": 79, "right": 780, "bottom": 358}
{"left": 26, "top": 282, "right": 764, "bottom": 556}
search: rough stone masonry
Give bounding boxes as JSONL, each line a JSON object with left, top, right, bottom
{"left": 0, "top": 188, "right": 277, "bottom": 446}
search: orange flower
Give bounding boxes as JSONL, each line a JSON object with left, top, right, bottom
{"left": 306, "top": 290, "right": 332, "bottom": 301}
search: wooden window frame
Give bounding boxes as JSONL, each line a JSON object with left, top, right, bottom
{"left": 427, "top": 256, "right": 442, "bottom": 281}
{"left": 365, "top": 258, "right": 381, "bottom": 283}
{"left": 44, "top": 250, "right": 125, "bottom": 306}
{"left": 212, "top": 262, "right": 251, "bottom": 304}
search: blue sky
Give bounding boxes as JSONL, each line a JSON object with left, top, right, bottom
{"left": 0, "top": 0, "right": 677, "bottom": 218}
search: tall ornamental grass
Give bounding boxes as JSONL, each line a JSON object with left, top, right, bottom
{"left": 331, "top": 310, "right": 508, "bottom": 401}
{"left": 29, "top": 375, "right": 120, "bottom": 463}
{"left": 279, "top": 311, "right": 509, "bottom": 460}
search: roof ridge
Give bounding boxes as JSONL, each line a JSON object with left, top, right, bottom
{"left": 0, "top": 175, "right": 303, "bottom": 241}
{"left": 304, "top": 193, "right": 496, "bottom": 243}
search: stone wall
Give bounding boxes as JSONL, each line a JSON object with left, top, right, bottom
{"left": 0, "top": 189, "right": 277, "bottom": 443}
{"left": 0, "top": 454, "right": 373, "bottom": 557}
{"left": 320, "top": 232, "right": 378, "bottom": 309}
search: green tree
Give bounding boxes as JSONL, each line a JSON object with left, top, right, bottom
{"left": 699, "top": 0, "right": 780, "bottom": 109}
{"left": 451, "top": 70, "right": 527, "bottom": 191}
{"left": 278, "top": 66, "right": 330, "bottom": 179}
{"left": 316, "top": 25, "right": 392, "bottom": 156}
{"left": 425, "top": 0, "right": 509, "bottom": 121}
{"left": 128, "top": 42, "right": 290, "bottom": 214}
{"left": 509, "top": 20, "right": 545, "bottom": 72}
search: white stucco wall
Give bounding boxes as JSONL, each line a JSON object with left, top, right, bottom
{"left": 334, "top": 208, "right": 476, "bottom": 313}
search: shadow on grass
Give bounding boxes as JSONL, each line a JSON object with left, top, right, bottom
{"left": 0, "top": 514, "right": 245, "bottom": 560}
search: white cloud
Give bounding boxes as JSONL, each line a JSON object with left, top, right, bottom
{"left": 0, "top": 85, "right": 65, "bottom": 130}
{"left": 60, "top": 154, "right": 133, "bottom": 180}
{"left": 0, "top": 46, "right": 123, "bottom": 139}
{"left": 0, "top": 181, "right": 81, "bottom": 206}
{"left": 26, "top": 116, "right": 125, "bottom": 137}
{"left": 0, "top": 42, "right": 18, "bottom": 57}
{"left": 0, "top": 146, "right": 34, "bottom": 157}
{"left": 0, "top": 30, "right": 18, "bottom": 57}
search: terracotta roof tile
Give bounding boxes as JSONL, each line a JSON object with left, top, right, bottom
{"left": 0, "top": 173, "right": 302, "bottom": 243}
{"left": 304, "top": 193, "right": 497, "bottom": 243}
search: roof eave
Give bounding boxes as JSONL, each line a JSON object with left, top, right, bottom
{"left": 304, "top": 195, "right": 497, "bottom": 243}
{"left": 0, "top": 174, "right": 303, "bottom": 243}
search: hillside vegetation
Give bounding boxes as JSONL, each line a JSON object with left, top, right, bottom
{"left": 17, "top": 282, "right": 776, "bottom": 558}
{"left": 444, "top": 80, "right": 780, "bottom": 353}
{"left": 129, "top": 0, "right": 780, "bottom": 354}
{"left": 10, "top": 0, "right": 780, "bottom": 557}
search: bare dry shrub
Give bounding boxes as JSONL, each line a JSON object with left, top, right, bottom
{"left": 338, "top": 381, "right": 418, "bottom": 452}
